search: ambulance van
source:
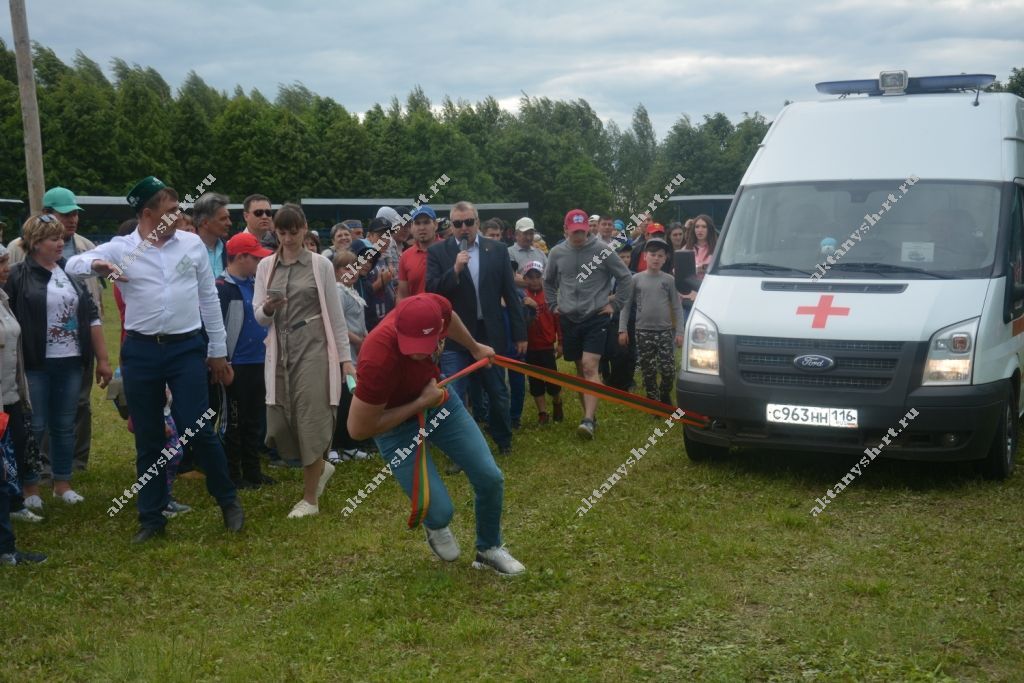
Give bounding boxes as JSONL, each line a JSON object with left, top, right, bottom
{"left": 677, "top": 72, "right": 1024, "bottom": 479}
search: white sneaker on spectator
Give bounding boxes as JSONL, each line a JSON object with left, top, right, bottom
{"left": 343, "top": 448, "right": 369, "bottom": 461}
{"left": 424, "top": 525, "right": 460, "bottom": 561}
{"left": 316, "top": 461, "right": 335, "bottom": 499}
{"left": 23, "top": 495, "right": 43, "bottom": 511}
{"left": 327, "top": 450, "right": 342, "bottom": 464}
{"left": 473, "top": 546, "right": 526, "bottom": 576}
{"left": 287, "top": 500, "right": 319, "bottom": 518}
{"left": 10, "top": 508, "right": 43, "bottom": 523}
{"left": 53, "top": 489, "right": 85, "bottom": 504}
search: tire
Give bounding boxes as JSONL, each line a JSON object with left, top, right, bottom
{"left": 683, "top": 426, "right": 729, "bottom": 462}
{"left": 980, "top": 385, "right": 1017, "bottom": 480}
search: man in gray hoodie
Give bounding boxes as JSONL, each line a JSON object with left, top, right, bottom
{"left": 543, "top": 209, "right": 633, "bottom": 439}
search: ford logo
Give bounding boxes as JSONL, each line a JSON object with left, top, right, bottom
{"left": 793, "top": 354, "right": 835, "bottom": 372}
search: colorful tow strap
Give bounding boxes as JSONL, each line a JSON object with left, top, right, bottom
{"left": 404, "top": 355, "right": 709, "bottom": 529}
{"left": 492, "top": 355, "right": 710, "bottom": 427}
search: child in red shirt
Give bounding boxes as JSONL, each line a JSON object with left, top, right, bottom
{"left": 521, "top": 261, "right": 563, "bottom": 424}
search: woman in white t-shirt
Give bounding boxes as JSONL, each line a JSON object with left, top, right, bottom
{"left": 3, "top": 214, "right": 112, "bottom": 506}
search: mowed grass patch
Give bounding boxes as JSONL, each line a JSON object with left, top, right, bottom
{"left": 3, "top": 288, "right": 1023, "bottom": 681}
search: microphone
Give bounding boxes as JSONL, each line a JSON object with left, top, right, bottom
{"left": 459, "top": 238, "right": 469, "bottom": 252}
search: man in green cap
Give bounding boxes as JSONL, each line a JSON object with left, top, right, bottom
{"left": 8, "top": 186, "right": 103, "bottom": 474}
{"left": 66, "top": 176, "right": 244, "bottom": 543}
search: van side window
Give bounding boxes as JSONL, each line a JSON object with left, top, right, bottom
{"left": 1009, "top": 184, "right": 1024, "bottom": 319}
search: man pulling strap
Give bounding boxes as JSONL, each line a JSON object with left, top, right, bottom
{"left": 347, "top": 293, "right": 526, "bottom": 576}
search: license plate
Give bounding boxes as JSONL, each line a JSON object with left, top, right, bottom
{"left": 766, "top": 403, "right": 858, "bottom": 428}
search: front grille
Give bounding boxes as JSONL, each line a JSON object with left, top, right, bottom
{"left": 737, "top": 336, "right": 903, "bottom": 353}
{"left": 740, "top": 371, "right": 890, "bottom": 389}
{"left": 735, "top": 335, "right": 904, "bottom": 391}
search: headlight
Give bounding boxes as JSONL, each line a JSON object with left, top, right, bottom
{"left": 922, "top": 318, "right": 979, "bottom": 386}
{"left": 685, "top": 308, "right": 720, "bottom": 375}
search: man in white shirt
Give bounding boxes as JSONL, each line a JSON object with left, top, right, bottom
{"left": 66, "top": 176, "right": 244, "bottom": 543}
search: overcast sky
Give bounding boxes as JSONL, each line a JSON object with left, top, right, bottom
{"left": 4, "top": 0, "right": 1022, "bottom": 137}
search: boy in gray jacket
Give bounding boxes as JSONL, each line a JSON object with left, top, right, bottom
{"left": 618, "top": 238, "right": 684, "bottom": 405}
{"left": 543, "top": 209, "right": 633, "bottom": 439}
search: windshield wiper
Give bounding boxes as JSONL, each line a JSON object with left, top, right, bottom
{"left": 827, "top": 262, "right": 953, "bottom": 279}
{"left": 717, "top": 262, "right": 813, "bottom": 276}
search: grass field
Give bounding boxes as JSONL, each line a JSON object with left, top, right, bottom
{"left": 4, "top": 289, "right": 1024, "bottom": 682}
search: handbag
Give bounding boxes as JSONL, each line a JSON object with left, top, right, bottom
{"left": 0, "top": 420, "right": 18, "bottom": 496}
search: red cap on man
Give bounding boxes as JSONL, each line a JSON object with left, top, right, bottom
{"left": 564, "top": 209, "right": 589, "bottom": 233}
{"left": 395, "top": 296, "right": 445, "bottom": 355}
{"left": 226, "top": 231, "right": 273, "bottom": 258}
{"left": 646, "top": 222, "right": 666, "bottom": 235}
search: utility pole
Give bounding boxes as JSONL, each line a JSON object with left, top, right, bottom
{"left": 9, "top": 0, "right": 45, "bottom": 212}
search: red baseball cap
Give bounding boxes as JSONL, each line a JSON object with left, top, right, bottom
{"left": 226, "top": 231, "right": 273, "bottom": 258}
{"left": 564, "top": 209, "right": 589, "bottom": 233}
{"left": 646, "top": 222, "right": 666, "bottom": 235}
{"left": 395, "top": 296, "right": 444, "bottom": 355}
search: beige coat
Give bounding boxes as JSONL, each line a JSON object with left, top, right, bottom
{"left": 253, "top": 251, "right": 352, "bottom": 406}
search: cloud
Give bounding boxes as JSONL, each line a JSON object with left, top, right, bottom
{"left": 2, "top": 0, "right": 1021, "bottom": 138}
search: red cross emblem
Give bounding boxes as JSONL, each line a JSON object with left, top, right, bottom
{"left": 796, "top": 295, "right": 850, "bottom": 329}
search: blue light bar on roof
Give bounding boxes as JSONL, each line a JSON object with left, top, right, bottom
{"left": 911, "top": 74, "right": 996, "bottom": 93}
{"left": 815, "top": 79, "right": 882, "bottom": 96}
{"left": 816, "top": 73, "right": 997, "bottom": 96}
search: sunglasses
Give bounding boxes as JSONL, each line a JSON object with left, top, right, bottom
{"left": 38, "top": 214, "right": 58, "bottom": 224}
{"left": 451, "top": 218, "right": 476, "bottom": 229}
{"left": 251, "top": 209, "right": 273, "bottom": 218}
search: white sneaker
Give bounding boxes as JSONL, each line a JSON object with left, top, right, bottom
{"left": 472, "top": 546, "right": 526, "bottom": 576}
{"left": 327, "top": 450, "right": 342, "bottom": 464}
{"left": 425, "top": 525, "right": 460, "bottom": 562}
{"left": 23, "top": 495, "right": 43, "bottom": 511}
{"left": 287, "top": 500, "right": 319, "bottom": 518}
{"left": 316, "top": 460, "right": 335, "bottom": 499}
{"left": 53, "top": 489, "right": 85, "bottom": 504}
{"left": 343, "top": 448, "right": 369, "bottom": 461}
{"left": 10, "top": 508, "right": 43, "bottom": 523}
{"left": 339, "top": 449, "right": 353, "bottom": 462}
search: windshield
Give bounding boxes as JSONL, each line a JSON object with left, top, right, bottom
{"left": 715, "top": 180, "right": 1003, "bottom": 279}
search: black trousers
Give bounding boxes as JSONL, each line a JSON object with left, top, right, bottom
{"left": 225, "top": 364, "right": 266, "bottom": 482}
{"left": 7, "top": 401, "right": 31, "bottom": 512}
{"left": 601, "top": 313, "right": 636, "bottom": 391}
{"left": 333, "top": 381, "right": 373, "bottom": 451}
{"left": 0, "top": 487, "right": 13, "bottom": 554}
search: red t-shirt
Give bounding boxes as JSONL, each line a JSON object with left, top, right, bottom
{"left": 398, "top": 243, "right": 430, "bottom": 297}
{"left": 525, "top": 287, "right": 559, "bottom": 350}
{"left": 355, "top": 293, "right": 452, "bottom": 408}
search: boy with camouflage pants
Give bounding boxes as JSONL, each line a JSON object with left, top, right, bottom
{"left": 618, "top": 238, "right": 685, "bottom": 405}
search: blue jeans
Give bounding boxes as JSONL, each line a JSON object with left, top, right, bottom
{"left": 372, "top": 396, "right": 504, "bottom": 550}
{"left": 440, "top": 347, "right": 512, "bottom": 449}
{"left": 121, "top": 333, "right": 236, "bottom": 530}
{"left": 26, "top": 357, "right": 83, "bottom": 482}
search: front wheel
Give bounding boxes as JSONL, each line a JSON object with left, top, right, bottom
{"left": 683, "top": 426, "right": 729, "bottom": 462}
{"left": 979, "top": 385, "right": 1018, "bottom": 480}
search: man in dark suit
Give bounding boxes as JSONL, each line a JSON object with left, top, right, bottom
{"left": 426, "top": 201, "right": 527, "bottom": 455}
